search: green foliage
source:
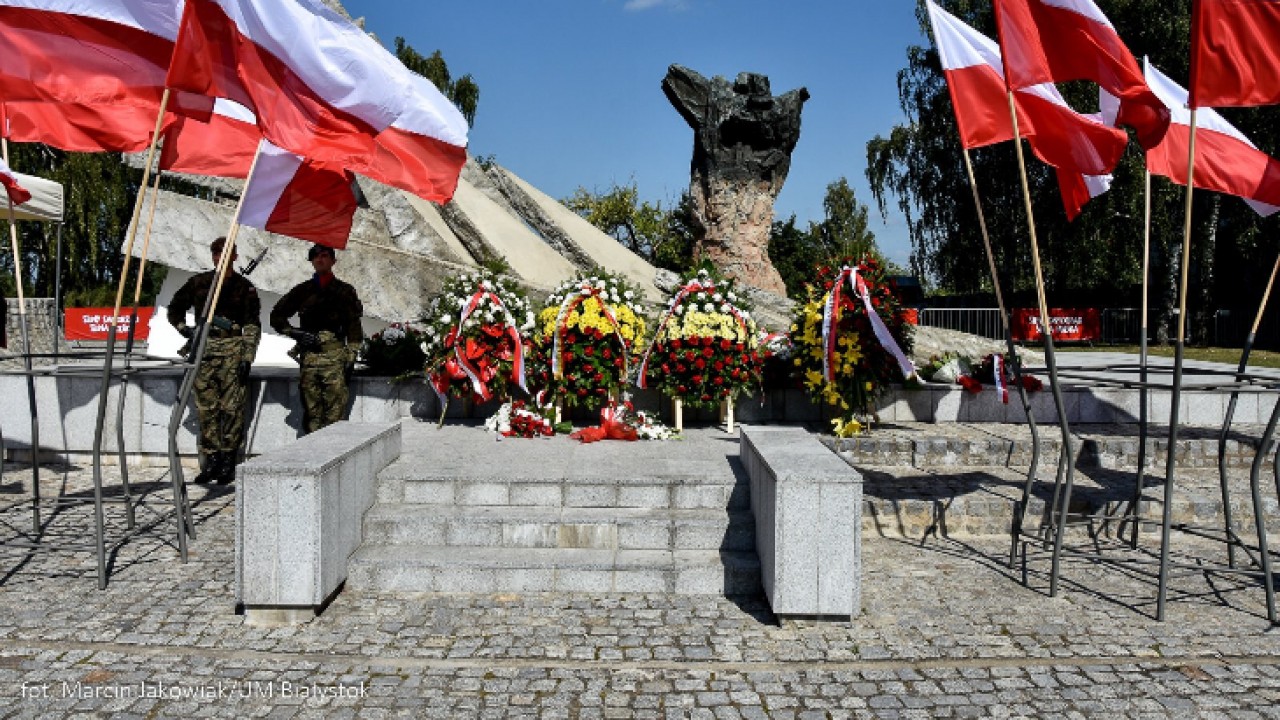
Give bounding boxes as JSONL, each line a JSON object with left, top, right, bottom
{"left": 868, "top": 0, "right": 1280, "bottom": 344}
{"left": 769, "top": 178, "right": 885, "bottom": 297}
{"left": 563, "top": 183, "right": 694, "bottom": 272}
{"left": 1, "top": 146, "right": 163, "bottom": 308}
{"left": 394, "top": 38, "right": 480, "bottom": 126}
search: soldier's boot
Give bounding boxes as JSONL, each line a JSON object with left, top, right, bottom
{"left": 215, "top": 452, "right": 238, "bottom": 485}
{"left": 193, "top": 452, "right": 221, "bottom": 484}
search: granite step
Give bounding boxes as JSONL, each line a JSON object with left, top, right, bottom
{"left": 376, "top": 459, "right": 749, "bottom": 511}
{"left": 361, "top": 504, "right": 756, "bottom": 552}
{"left": 832, "top": 424, "right": 1271, "bottom": 471}
{"left": 346, "top": 544, "right": 762, "bottom": 595}
{"left": 858, "top": 464, "right": 1280, "bottom": 539}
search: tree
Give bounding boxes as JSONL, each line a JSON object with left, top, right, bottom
{"left": 394, "top": 38, "right": 480, "bottom": 126}
{"left": 0, "top": 145, "right": 162, "bottom": 308}
{"left": 867, "top": 0, "right": 1280, "bottom": 344}
{"left": 563, "top": 183, "right": 694, "bottom": 272}
{"left": 769, "top": 178, "right": 886, "bottom": 297}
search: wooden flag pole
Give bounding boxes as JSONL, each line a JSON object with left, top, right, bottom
{"left": 88, "top": 89, "right": 172, "bottom": 584}
{"left": 1, "top": 137, "right": 43, "bottom": 535}
{"left": 1005, "top": 90, "right": 1076, "bottom": 599}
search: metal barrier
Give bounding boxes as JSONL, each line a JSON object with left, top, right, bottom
{"left": 917, "top": 308, "right": 1004, "bottom": 340}
{"left": 1100, "top": 308, "right": 1141, "bottom": 345}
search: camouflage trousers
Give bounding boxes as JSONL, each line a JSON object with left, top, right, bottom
{"left": 193, "top": 337, "right": 251, "bottom": 454}
{"left": 300, "top": 340, "right": 351, "bottom": 434}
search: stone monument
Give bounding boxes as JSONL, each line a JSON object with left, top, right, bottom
{"left": 662, "top": 65, "right": 809, "bottom": 296}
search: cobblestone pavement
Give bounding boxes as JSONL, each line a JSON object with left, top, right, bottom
{"left": 1, "top": 463, "right": 1280, "bottom": 718}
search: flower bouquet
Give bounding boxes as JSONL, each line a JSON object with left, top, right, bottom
{"left": 790, "top": 256, "right": 915, "bottom": 432}
{"left": 639, "top": 265, "right": 761, "bottom": 414}
{"left": 484, "top": 399, "right": 557, "bottom": 438}
{"left": 569, "top": 399, "right": 678, "bottom": 443}
{"left": 530, "top": 271, "right": 649, "bottom": 409}
{"left": 964, "top": 353, "right": 1043, "bottom": 401}
{"left": 360, "top": 322, "right": 428, "bottom": 379}
{"left": 419, "top": 266, "right": 536, "bottom": 419}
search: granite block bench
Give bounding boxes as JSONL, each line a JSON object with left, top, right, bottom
{"left": 236, "top": 420, "right": 402, "bottom": 625}
{"left": 740, "top": 425, "right": 863, "bottom": 621}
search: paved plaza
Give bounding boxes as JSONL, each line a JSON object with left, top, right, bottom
{"left": 1, "top": 433, "right": 1279, "bottom": 720}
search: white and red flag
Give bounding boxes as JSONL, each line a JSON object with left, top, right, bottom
{"left": 166, "top": 0, "right": 469, "bottom": 203}
{"left": 160, "top": 98, "right": 261, "bottom": 178}
{"left": 1145, "top": 60, "right": 1280, "bottom": 215}
{"left": 1190, "top": 0, "right": 1280, "bottom": 108}
{"left": 0, "top": 0, "right": 210, "bottom": 150}
{"left": 993, "top": 0, "right": 1170, "bottom": 149}
{"left": 0, "top": 157, "right": 32, "bottom": 206}
{"left": 1, "top": 99, "right": 175, "bottom": 153}
{"left": 927, "top": 1, "right": 1119, "bottom": 216}
{"left": 237, "top": 141, "right": 359, "bottom": 249}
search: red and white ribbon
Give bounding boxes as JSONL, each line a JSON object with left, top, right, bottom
{"left": 993, "top": 354, "right": 1009, "bottom": 404}
{"left": 821, "top": 267, "right": 916, "bottom": 384}
{"left": 430, "top": 286, "right": 527, "bottom": 407}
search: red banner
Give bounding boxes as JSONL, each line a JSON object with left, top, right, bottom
{"left": 1011, "top": 308, "right": 1100, "bottom": 342}
{"left": 64, "top": 308, "right": 153, "bottom": 341}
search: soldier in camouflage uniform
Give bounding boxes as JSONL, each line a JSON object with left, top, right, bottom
{"left": 270, "top": 244, "right": 363, "bottom": 434}
{"left": 168, "top": 237, "right": 261, "bottom": 484}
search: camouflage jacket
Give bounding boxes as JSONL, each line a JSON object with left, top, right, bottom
{"left": 270, "top": 274, "right": 363, "bottom": 345}
{"left": 168, "top": 269, "right": 261, "bottom": 334}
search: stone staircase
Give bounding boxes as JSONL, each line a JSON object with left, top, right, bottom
{"left": 347, "top": 425, "right": 761, "bottom": 595}
{"left": 833, "top": 423, "right": 1280, "bottom": 540}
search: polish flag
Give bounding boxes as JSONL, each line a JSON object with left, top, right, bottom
{"left": 927, "top": 1, "right": 1126, "bottom": 174}
{"left": 927, "top": 1, "right": 1118, "bottom": 216}
{"left": 1056, "top": 168, "right": 1113, "bottom": 221}
{"left": 1190, "top": 0, "right": 1280, "bottom": 108}
{"left": 0, "top": 157, "right": 32, "bottom": 206}
{"left": 993, "top": 0, "right": 1170, "bottom": 149}
{"left": 1, "top": 99, "right": 175, "bottom": 153}
{"left": 238, "top": 141, "right": 359, "bottom": 249}
{"left": 0, "top": 0, "right": 210, "bottom": 148}
{"left": 1145, "top": 60, "right": 1280, "bottom": 216}
{"left": 160, "top": 98, "right": 260, "bottom": 178}
{"left": 166, "top": 0, "right": 469, "bottom": 203}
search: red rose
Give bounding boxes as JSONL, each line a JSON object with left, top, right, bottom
{"left": 567, "top": 333, "right": 578, "bottom": 344}
{"left": 703, "top": 336, "right": 714, "bottom": 347}
{"left": 713, "top": 361, "right": 724, "bottom": 371}
{"left": 695, "top": 359, "right": 706, "bottom": 370}
{"left": 676, "top": 364, "right": 687, "bottom": 373}
{"left": 714, "top": 377, "right": 724, "bottom": 385}
{"left": 692, "top": 375, "right": 703, "bottom": 384}
{"left": 564, "top": 352, "right": 575, "bottom": 363}
{"left": 671, "top": 339, "right": 682, "bottom": 349}
{"left": 678, "top": 385, "right": 687, "bottom": 394}
{"left": 720, "top": 339, "right": 731, "bottom": 351}
{"left": 603, "top": 348, "right": 613, "bottom": 359}
{"left": 614, "top": 358, "right": 624, "bottom": 368}
{"left": 593, "top": 372, "right": 603, "bottom": 382}
{"left": 702, "top": 347, "right": 714, "bottom": 358}
{"left": 577, "top": 388, "right": 589, "bottom": 397}
{"left": 584, "top": 346, "right": 595, "bottom": 357}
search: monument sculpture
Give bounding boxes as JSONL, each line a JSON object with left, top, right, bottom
{"left": 662, "top": 65, "right": 809, "bottom": 297}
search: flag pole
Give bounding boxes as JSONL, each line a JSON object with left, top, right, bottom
{"left": 88, "top": 88, "right": 170, "bottom": 587}
{"left": 1, "top": 138, "right": 43, "bottom": 536}
{"left": 167, "top": 141, "right": 266, "bottom": 509}
{"left": 111, "top": 169, "right": 167, "bottom": 533}
{"left": 1129, "top": 167, "right": 1153, "bottom": 549}
{"left": 961, "top": 147, "right": 1043, "bottom": 565}
{"left": 1005, "top": 89, "right": 1076, "bottom": 598}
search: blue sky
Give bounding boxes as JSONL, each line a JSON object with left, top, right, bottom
{"left": 342, "top": 0, "right": 930, "bottom": 267}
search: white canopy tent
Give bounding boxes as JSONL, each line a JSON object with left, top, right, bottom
{"left": 6, "top": 171, "right": 64, "bottom": 222}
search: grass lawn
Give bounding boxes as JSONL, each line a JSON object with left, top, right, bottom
{"left": 1057, "top": 344, "right": 1280, "bottom": 369}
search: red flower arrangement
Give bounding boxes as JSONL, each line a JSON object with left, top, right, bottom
{"left": 419, "top": 267, "right": 535, "bottom": 410}
{"left": 639, "top": 266, "right": 761, "bottom": 410}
